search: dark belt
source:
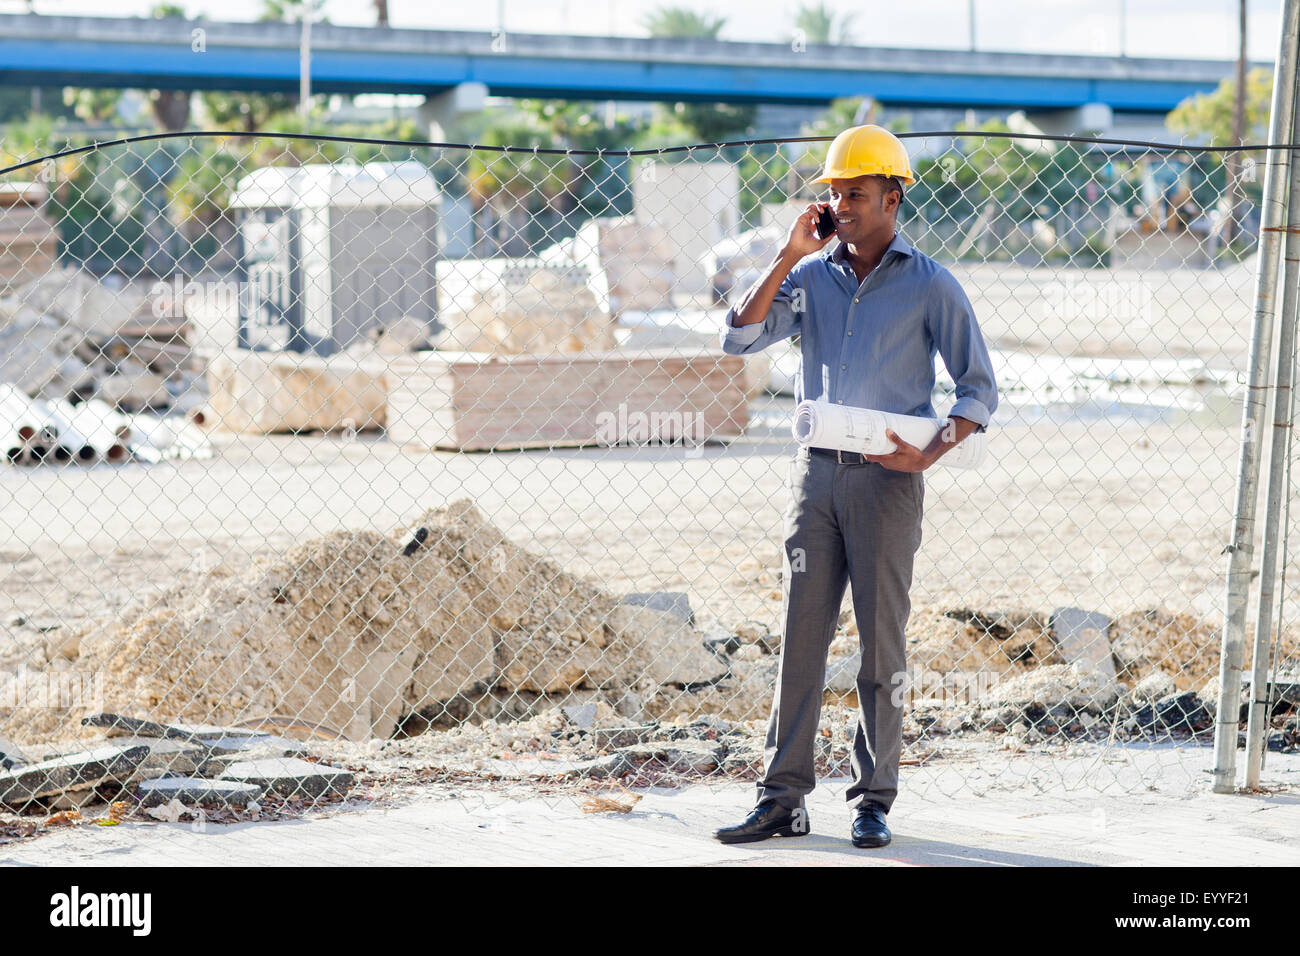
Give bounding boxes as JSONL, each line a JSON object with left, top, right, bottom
{"left": 808, "top": 446, "right": 871, "bottom": 465}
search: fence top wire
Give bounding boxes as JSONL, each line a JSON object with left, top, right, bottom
{"left": 2, "top": 128, "right": 1299, "bottom": 176}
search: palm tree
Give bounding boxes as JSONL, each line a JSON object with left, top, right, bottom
{"left": 641, "top": 7, "right": 755, "bottom": 143}
{"left": 793, "top": 2, "right": 855, "bottom": 45}
{"left": 640, "top": 7, "right": 726, "bottom": 38}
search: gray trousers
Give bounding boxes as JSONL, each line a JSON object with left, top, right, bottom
{"left": 754, "top": 446, "right": 924, "bottom": 814}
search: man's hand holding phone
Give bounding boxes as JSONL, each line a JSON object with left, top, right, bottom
{"left": 783, "top": 202, "right": 837, "bottom": 260}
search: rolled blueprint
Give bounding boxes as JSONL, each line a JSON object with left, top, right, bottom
{"left": 792, "top": 399, "right": 987, "bottom": 470}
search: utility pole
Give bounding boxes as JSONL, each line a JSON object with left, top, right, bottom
{"left": 968, "top": 0, "right": 976, "bottom": 51}
{"left": 299, "top": 1, "right": 313, "bottom": 122}
{"left": 1118, "top": 0, "right": 1127, "bottom": 57}
{"left": 1229, "top": 0, "right": 1248, "bottom": 243}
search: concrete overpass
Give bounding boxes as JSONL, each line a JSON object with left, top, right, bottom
{"left": 0, "top": 13, "right": 1259, "bottom": 114}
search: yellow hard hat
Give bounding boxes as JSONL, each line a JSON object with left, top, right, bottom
{"left": 813, "top": 125, "right": 915, "bottom": 186}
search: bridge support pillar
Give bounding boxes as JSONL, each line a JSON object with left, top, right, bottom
{"left": 419, "top": 82, "right": 488, "bottom": 141}
{"left": 1018, "top": 102, "right": 1114, "bottom": 136}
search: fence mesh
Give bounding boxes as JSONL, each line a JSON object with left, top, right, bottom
{"left": 0, "top": 130, "right": 1294, "bottom": 830}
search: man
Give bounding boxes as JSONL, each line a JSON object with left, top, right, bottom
{"left": 713, "top": 125, "right": 998, "bottom": 849}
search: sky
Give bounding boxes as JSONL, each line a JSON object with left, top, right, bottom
{"left": 0, "top": 0, "right": 1285, "bottom": 61}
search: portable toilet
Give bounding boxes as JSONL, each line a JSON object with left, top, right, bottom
{"left": 231, "top": 162, "right": 440, "bottom": 354}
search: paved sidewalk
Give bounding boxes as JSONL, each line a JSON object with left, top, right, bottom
{"left": 3, "top": 745, "right": 1296, "bottom": 866}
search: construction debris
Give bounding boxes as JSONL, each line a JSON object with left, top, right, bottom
{"left": 7, "top": 500, "right": 728, "bottom": 744}
{"left": 0, "top": 266, "right": 199, "bottom": 409}
{"left": 0, "top": 744, "right": 150, "bottom": 809}
{"left": 621, "top": 591, "right": 694, "bottom": 625}
{"left": 135, "top": 776, "right": 263, "bottom": 808}
{"left": 1050, "top": 607, "right": 1116, "bottom": 678}
{"left": 82, "top": 713, "right": 271, "bottom": 741}
{"left": 0, "top": 269, "right": 212, "bottom": 467}
{"left": 219, "top": 757, "right": 354, "bottom": 800}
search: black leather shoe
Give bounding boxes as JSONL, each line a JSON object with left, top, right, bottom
{"left": 713, "top": 802, "right": 810, "bottom": 844}
{"left": 851, "top": 802, "right": 891, "bottom": 848}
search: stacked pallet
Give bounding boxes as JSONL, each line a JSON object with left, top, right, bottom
{"left": 386, "top": 348, "right": 748, "bottom": 451}
{"left": 0, "top": 184, "right": 57, "bottom": 293}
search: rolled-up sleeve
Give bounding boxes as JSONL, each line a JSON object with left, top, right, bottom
{"left": 927, "top": 270, "right": 998, "bottom": 431}
{"left": 719, "top": 271, "right": 803, "bottom": 354}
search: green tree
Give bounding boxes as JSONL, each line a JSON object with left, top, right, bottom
{"left": 260, "top": 0, "right": 327, "bottom": 21}
{"left": 1166, "top": 67, "right": 1272, "bottom": 145}
{"left": 63, "top": 88, "right": 125, "bottom": 125}
{"left": 641, "top": 7, "right": 755, "bottom": 143}
{"left": 792, "top": 2, "right": 855, "bottom": 45}
{"left": 199, "top": 90, "right": 297, "bottom": 132}
{"left": 640, "top": 6, "right": 726, "bottom": 38}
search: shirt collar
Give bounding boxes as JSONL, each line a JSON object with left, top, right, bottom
{"left": 824, "top": 231, "right": 915, "bottom": 268}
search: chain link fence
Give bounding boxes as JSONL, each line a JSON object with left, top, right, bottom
{"left": 0, "top": 129, "right": 1294, "bottom": 830}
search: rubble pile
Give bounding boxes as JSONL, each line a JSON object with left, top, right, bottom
{"left": 2, "top": 499, "right": 726, "bottom": 748}
{"left": 657, "top": 603, "right": 1299, "bottom": 751}
{"left": 0, "top": 267, "right": 211, "bottom": 465}
{"left": 0, "top": 714, "right": 356, "bottom": 822}
{"left": 0, "top": 266, "right": 202, "bottom": 411}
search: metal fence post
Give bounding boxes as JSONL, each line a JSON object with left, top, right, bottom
{"left": 1213, "top": 0, "right": 1300, "bottom": 794}
{"left": 1246, "top": 145, "right": 1300, "bottom": 790}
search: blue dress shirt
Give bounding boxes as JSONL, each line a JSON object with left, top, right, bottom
{"left": 719, "top": 232, "right": 998, "bottom": 431}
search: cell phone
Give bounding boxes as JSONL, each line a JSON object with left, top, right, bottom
{"left": 815, "top": 205, "right": 836, "bottom": 240}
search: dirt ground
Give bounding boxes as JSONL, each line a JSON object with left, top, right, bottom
{"left": 0, "top": 397, "right": 1273, "bottom": 640}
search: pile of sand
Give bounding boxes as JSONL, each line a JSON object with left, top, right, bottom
{"left": 2, "top": 499, "right": 724, "bottom": 746}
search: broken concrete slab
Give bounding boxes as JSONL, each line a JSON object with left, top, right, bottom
{"left": 161, "top": 722, "right": 273, "bottom": 741}
{"left": 82, "top": 713, "right": 271, "bottom": 742}
{"left": 135, "top": 776, "right": 263, "bottom": 808}
{"left": 106, "top": 737, "right": 210, "bottom": 781}
{"left": 195, "top": 735, "right": 311, "bottom": 774}
{"left": 1050, "top": 607, "right": 1116, "bottom": 679}
{"left": 621, "top": 592, "right": 694, "bottom": 626}
{"left": 200, "top": 734, "right": 307, "bottom": 755}
{"left": 219, "top": 757, "right": 354, "bottom": 800}
{"left": 615, "top": 740, "right": 723, "bottom": 773}
{"left": 495, "top": 603, "right": 728, "bottom": 694}
{"left": 0, "top": 744, "right": 150, "bottom": 806}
